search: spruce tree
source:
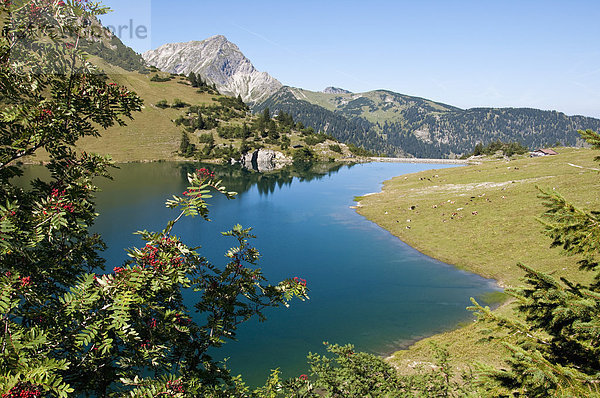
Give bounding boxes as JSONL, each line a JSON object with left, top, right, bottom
{"left": 263, "top": 107, "right": 271, "bottom": 122}
{"left": 195, "top": 113, "right": 206, "bottom": 130}
{"left": 471, "top": 129, "right": 600, "bottom": 397}
{"left": 188, "top": 71, "right": 198, "bottom": 87}
{"left": 179, "top": 132, "right": 194, "bottom": 157}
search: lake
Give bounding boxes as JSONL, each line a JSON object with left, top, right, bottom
{"left": 40, "top": 161, "right": 500, "bottom": 386}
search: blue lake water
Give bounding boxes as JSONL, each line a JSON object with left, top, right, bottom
{"left": 82, "top": 161, "right": 500, "bottom": 385}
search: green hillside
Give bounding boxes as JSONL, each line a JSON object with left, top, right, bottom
{"left": 285, "top": 87, "right": 459, "bottom": 124}
{"left": 29, "top": 59, "right": 353, "bottom": 164}
{"left": 255, "top": 87, "right": 600, "bottom": 158}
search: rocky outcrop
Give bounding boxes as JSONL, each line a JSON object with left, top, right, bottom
{"left": 237, "top": 149, "right": 291, "bottom": 172}
{"left": 323, "top": 87, "right": 352, "bottom": 94}
{"left": 142, "top": 35, "right": 282, "bottom": 104}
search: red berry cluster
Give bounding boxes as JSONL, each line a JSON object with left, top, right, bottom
{"left": 182, "top": 186, "right": 205, "bottom": 198}
{"left": 166, "top": 379, "right": 184, "bottom": 394}
{"left": 3, "top": 273, "right": 33, "bottom": 289}
{"left": 1, "top": 383, "right": 42, "bottom": 398}
{"left": 174, "top": 313, "right": 190, "bottom": 325}
{"left": 21, "top": 0, "right": 89, "bottom": 23}
{"left": 28, "top": 2, "right": 42, "bottom": 17}
{"left": 141, "top": 244, "right": 161, "bottom": 267}
{"left": 105, "top": 82, "right": 132, "bottom": 98}
{"left": 196, "top": 168, "right": 215, "bottom": 179}
{"left": 39, "top": 108, "right": 52, "bottom": 120}
{"left": 140, "top": 339, "right": 152, "bottom": 349}
{"left": 171, "top": 256, "right": 183, "bottom": 267}
{"left": 110, "top": 238, "right": 185, "bottom": 279}
{"left": 118, "top": 87, "right": 130, "bottom": 98}
{"left": 20, "top": 276, "right": 32, "bottom": 287}
{"left": 293, "top": 277, "right": 307, "bottom": 287}
{"left": 298, "top": 374, "right": 308, "bottom": 381}
{"left": 137, "top": 238, "right": 183, "bottom": 270}
{"left": 43, "top": 188, "right": 74, "bottom": 214}
{"left": 0, "top": 210, "right": 16, "bottom": 223}
{"left": 181, "top": 190, "right": 192, "bottom": 197}
{"left": 97, "top": 82, "right": 133, "bottom": 99}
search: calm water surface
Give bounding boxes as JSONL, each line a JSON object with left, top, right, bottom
{"left": 35, "top": 161, "right": 500, "bottom": 385}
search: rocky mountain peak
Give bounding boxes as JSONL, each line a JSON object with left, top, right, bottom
{"left": 142, "top": 36, "right": 282, "bottom": 104}
{"left": 323, "top": 87, "right": 352, "bottom": 94}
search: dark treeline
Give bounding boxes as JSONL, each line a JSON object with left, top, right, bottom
{"left": 256, "top": 89, "right": 600, "bottom": 158}
{"left": 254, "top": 90, "right": 395, "bottom": 156}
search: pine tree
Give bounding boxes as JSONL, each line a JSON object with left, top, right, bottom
{"left": 195, "top": 113, "right": 206, "bottom": 130}
{"left": 263, "top": 107, "right": 271, "bottom": 122}
{"left": 470, "top": 129, "right": 600, "bottom": 397}
{"left": 179, "top": 132, "right": 195, "bottom": 157}
{"left": 188, "top": 71, "right": 198, "bottom": 87}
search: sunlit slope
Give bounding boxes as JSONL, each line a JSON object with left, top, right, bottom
{"left": 74, "top": 59, "right": 220, "bottom": 162}
{"left": 286, "top": 87, "right": 459, "bottom": 124}
{"left": 357, "top": 148, "right": 600, "bottom": 372}
{"left": 357, "top": 147, "right": 599, "bottom": 287}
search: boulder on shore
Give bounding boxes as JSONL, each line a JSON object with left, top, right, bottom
{"left": 236, "top": 149, "right": 291, "bottom": 172}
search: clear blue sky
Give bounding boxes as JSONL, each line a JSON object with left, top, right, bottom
{"left": 101, "top": 0, "right": 600, "bottom": 118}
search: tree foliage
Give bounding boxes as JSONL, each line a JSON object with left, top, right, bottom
{"left": 470, "top": 130, "right": 600, "bottom": 397}
{"left": 465, "top": 140, "right": 529, "bottom": 158}
{"left": 179, "top": 132, "right": 195, "bottom": 157}
{"left": 0, "top": 2, "right": 308, "bottom": 396}
{"left": 252, "top": 343, "right": 480, "bottom": 397}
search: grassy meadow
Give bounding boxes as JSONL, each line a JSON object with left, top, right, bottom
{"left": 26, "top": 59, "right": 352, "bottom": 164}
{"left": 77, "top": 59, "right": 223, "bottom": 162}
{"left": 355, "top": 148, "right": 600, "bottom": 372}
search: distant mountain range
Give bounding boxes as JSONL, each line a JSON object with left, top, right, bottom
{"left": 142, "top": 36, "right": 282, "bottom": 104}
{"left": 137, "top": 35, "right": 600, "bottom": 158}
{"left": 254, "top": 87, "right": 600, "bottom": 157}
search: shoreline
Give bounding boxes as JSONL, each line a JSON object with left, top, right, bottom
{"left": 351, "top": 163, "right": 509, "bottom": 366}
{"left": 352, "top": 149, "right": 598, "bottom": 372}
{"left": 368, "top": 157, "right": 474, "bottom": 165}
{"left": 354, "top": 196, "right": 508, "bottom": 289}
{"left": 20, "top": 155, "right": 472, "bottom": 167}
{"left": 353, "top": 193, "right": 508, "bottom": 359}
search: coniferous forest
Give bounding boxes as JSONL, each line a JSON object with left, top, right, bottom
{"left": 256, "top": 88, "right": 600, "bottom": 158}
